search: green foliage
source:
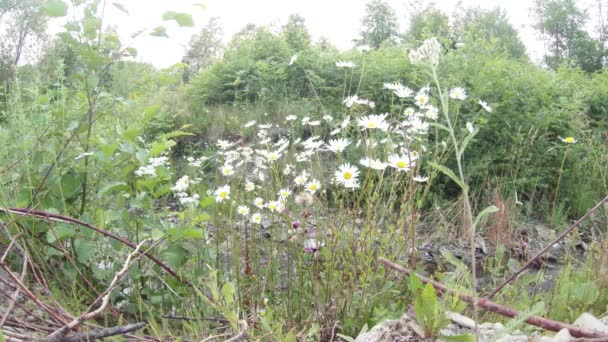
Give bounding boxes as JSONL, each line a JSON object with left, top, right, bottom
{"left": 410, "top": 274, "right": 450, "bottom": 338}
{"left": 357, "top": 0, "right": 399, "bottom": 48}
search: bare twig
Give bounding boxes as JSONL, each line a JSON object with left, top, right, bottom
{"left": 60, "top": 322, "right": 147, "bottom": 342}
{"left": 45, "top": 240, "right": 150, "bottom": 342}
{"left": 379, "top": 257, "right": 608, "bottom": 339}
{"left": 488, "top": 194, "right": 608, "bottom": 299}
{"left": 224, "top": 320, "right": 248, "bottom": 342}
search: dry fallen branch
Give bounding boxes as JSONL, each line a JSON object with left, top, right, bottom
{"left": 488, "top": 194, "right": 608, "bottom": 299}
{"left": 44, "top": 239, "right": 150, "bottom": 342}
{"left": 379, "top": 257, "right": 608, "bottom": 339}
{"left": 60, "top": 322, "right": 147, "bottom": 342}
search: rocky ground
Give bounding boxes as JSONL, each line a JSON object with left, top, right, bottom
{"left": 355, "top": 311, "right": 608, "bottom": 341}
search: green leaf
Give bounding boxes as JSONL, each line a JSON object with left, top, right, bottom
{"left": 193, "top": 3, "right": 206, "bottom": 11}
{"left": 458, "top": 128, "right": 479, "bottom": 157}
{"left": 336, "top": 334, "right": 356, "bottom": 342}
{"left": 98, "top": 181, "right": 130, "bottom": 197}
{"left": 429, "top": 122, "right": 451, "bottom": 133}
{"left": 150, "top": 139, "right": 176, "bottom": 156}
{"left": 428, "top": 161, "right": 468, "bottom": 192}
{"left": 200, "top": 197, "right": 215, "bottom": 208}
{"left": 443, "top": 334, "right": 475, "bottom": 342}
{"left": 162, "top": 11, "right": 194, "bottom": 27}
{"left": 221, "top": 282, "right": 235, "bottom": 304}
{"left": 473, "top": 205, "right": 499, "bottom": 229}
{"left": 44, "top": 0, "right": 68, "bottom": 17}
{"left": 75, "top": 240, "right": 95, "bottom": 263}
{"left": 112, "top": 2, "right": 128, "bottom": 14}
{"left": 150, "top": 26, "right": 168, "bottom": 38}
{"left": 182, "top": 228, "right": 203, "bottom": 239}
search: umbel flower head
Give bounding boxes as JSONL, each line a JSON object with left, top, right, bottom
{"left": 409, "top": 37, "right": 442, "bottom": 66}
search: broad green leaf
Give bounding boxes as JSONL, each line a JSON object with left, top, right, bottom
{"left": 428, "top": 161, "right": 468, "bottom": 192}
{"left": 60, "top": 171, "right": 82, "bottom": 198}
{"left": 473, "top": 205, "right": 499, "bottom": 228}
{"left": 336, "top": 334, "right": 356, "bottom": 342}
{"left": 161, "top": 131, "right": 193, "bottom": 139}
{"left": 162, "top": 11, "right": 194, "bottom": 27}
{"left": 44, "top": 0, "right": 68, "bottom": 17}
{"left": 200, "top": 197, "right": 215, "bottom": 208}
{"left": 221, "top": 282, "right": 235, "bottom": 304}
{"left": 75, "top": 239, "right": 95, "bottom": 263}
{"left": 150, "top": 26, "right": 168, "bottom": 38}
{"left": 98, "top": 181, "right": 129, "bottom": 197}
{"left": 182, "top": 228, "right": 203, "bottom": 239}
{"left": 112, "top": 2, "right": 129, "bottom": 14}
{"left": 150, "top": 139, "right": 176, "bottom": 156}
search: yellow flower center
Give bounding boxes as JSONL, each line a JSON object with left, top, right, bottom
{"left": 220, "top": 191, "right": 227, "bottom": 198}
{"left": 310, "top": 184, "right": 317, "bottom": 190}
{"left": 564, "top": 137, "right": 575, "bottom": 144}
{"left": 368, "top": 122, "right": 376, "bottom": 128}
{"left": 397, "top": 161, "right": 408, "bottom": 169}
{"left": 343, "top": 172, "right": 352, "bottom": 180}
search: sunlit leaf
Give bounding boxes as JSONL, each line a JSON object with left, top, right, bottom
{"left": 428, "top": 161, "right": 468, "bottom": 192}
{"left": 162, "top": 11, "right": 194, "bottom": 27}
{"left": 150, "top": 26, "right": 168, "bottom": 38}
{"left": 44, "top": 0, "right": 68, "bottom": 17}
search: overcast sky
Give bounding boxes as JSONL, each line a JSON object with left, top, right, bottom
{"left": 49, "top": 0, "right": 599, "bottom": 68}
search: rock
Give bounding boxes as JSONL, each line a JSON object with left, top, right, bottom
{"left": 573, "top": 312, "right": 608, "bottom": 334}
{"left": 445, "top": 311, "right": 476, "bottom": 329}
{"left": 354, "top": 315, "right": 414, "bottom": 342}
{"left": 539, "top": 328, "right": 573, "bottom": 342}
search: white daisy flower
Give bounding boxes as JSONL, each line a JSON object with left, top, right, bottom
{"left": 278, "top": 188, "right": 292, "bottom": 200}
{"left": 254, "top": 197, "right": 265, "bottom": 209}
{"left": 360, "top": 157, "right": 387, "bottom": 170}
{"left": 237, "top": 205, "right": 250, "bottom": 216}
{"left": 357, "top": 114, "right": 389, "bottom": 131}
{"left": 220, "top": 164, "right": 234, "bottom": 177}
{"left": 214, "top": 185, "right": 230, "bottom": 203}
{"left": 244, "top": 120, "right": 256, "bottom": 128}
{"left": 285, "top": 114, "right": 297, "bottom": 121}
{"left": 306, "top": 179, "right": 321, "bottom": 194}
{"left": 251, "top": 213, "right": 262, "bottom": 224}
{"left": 336, "top": 60, "right": 355, "bottom": 68}
{"left": 478, "top": 99, "right": 492, "bottom": 112}
{"left": 449, "top": 87, "right": 467, "bottom": 100}
{"left": 415, "top": 92, "right": 429, "bottom": 107}
{"left": 413, "top": 175, "right": 428, "bottom": 183}
{"left": 325, "top": 138, "right": 350, "bottom": 153}
{"left": 388, "top": 154, "right": 416, "bottom": 172}
{"left": 245, "top": 181, "right": 255, "bottom": 192}
{"left": 335, "top": 163, "right": 360, "bottom": 189}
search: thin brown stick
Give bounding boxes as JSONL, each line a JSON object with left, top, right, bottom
{"left": 224, "top": 320, "right": 248, "bottom": 342}
{"left": 488, "top": 194, "right": 608, "bottom": 299}
{"left": 45, "top": 240, "right": 151, "bottom": 341}
{"left": 379, "top": 257, "right": 608, "bottom": 339}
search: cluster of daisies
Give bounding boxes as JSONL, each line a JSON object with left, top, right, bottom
{"left": 134, "top": 49, "right": 494, "bottom": 228}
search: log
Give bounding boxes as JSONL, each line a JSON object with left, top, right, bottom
{"left": 379, "top": 257, "right": 608, "bottom": 339}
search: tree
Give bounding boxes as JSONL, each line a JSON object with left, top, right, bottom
{"left": 182, "top": 16, "right": 224, "bottom": 82}
{"left": 282, "top": 13, "right": 311, "bottom": 52}
{"left": 453, "top": 7, "right": 527, "bottom": 59}
{"left": 403, "top": 5, "right": 452, "bottom": 50}
{"left": 534, "top": 0, "right": 604, "bottom": 72}
{"left": 357, "top": 0, "right": 399, "bottom": 48}
{"left": 0, "top": 0, "right": 47, "bottom": 88}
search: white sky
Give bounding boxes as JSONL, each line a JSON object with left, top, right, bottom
{"left": 48, "top": 0, "right": 600, "bottom": 68}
